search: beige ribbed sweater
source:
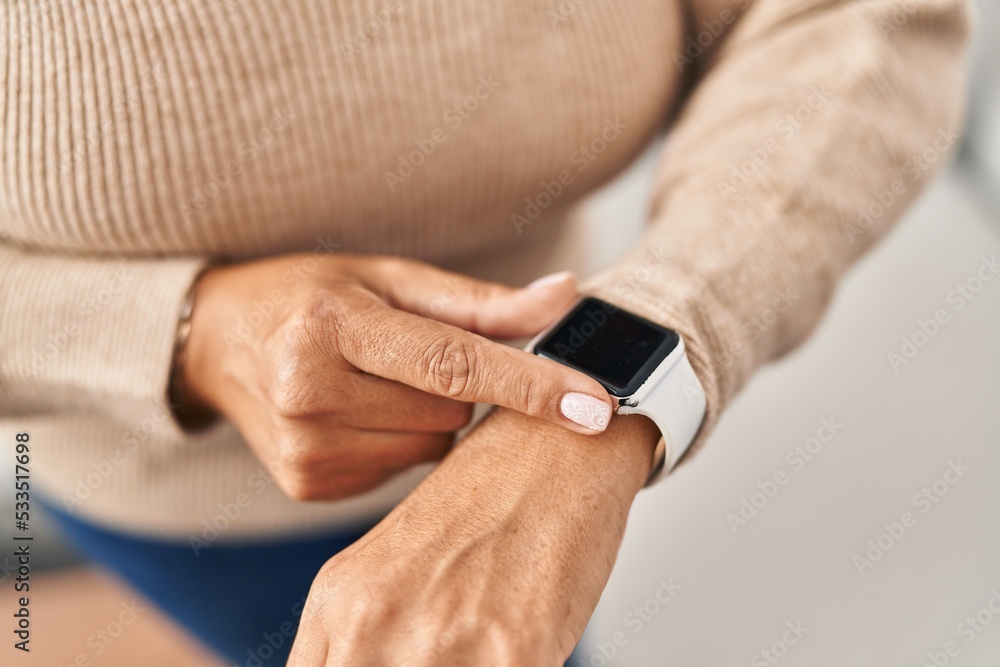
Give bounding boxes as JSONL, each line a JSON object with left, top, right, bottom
{"left": 0, "top": 0, "right": 970, "bottom": 538}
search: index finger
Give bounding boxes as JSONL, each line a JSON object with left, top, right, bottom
{"left": 338, "top": 305, "right": 614, "bottom": 435}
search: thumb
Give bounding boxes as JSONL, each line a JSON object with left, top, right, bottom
{"left": 369, "top": 260, "right": 578, "bottom": 338}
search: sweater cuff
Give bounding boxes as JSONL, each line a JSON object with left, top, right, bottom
{"left": 581, "top": 259, "right": 742, "bottom": 463}
{"left": 0, "top": 247, "right": 208, "bottom": 443}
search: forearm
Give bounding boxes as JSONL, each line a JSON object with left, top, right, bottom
{"left": 392, "top": 409, "right": 660, "bottom": 586}
{"left": 585, "top": 0, "right": 971, "bottom": 456}
{"left": 416, "top": 408, "right": 657, "bottom": 512}
{"left": 359, "top": 409, "right": 661, "bottom": 649}
{"left": 295, "top": 410, "right": 663, "bottom": 664}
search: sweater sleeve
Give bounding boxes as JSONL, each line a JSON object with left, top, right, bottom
{"left": 583, "top": 0, "right": 971, "bottom": 457}
{"left": 0, "top": 241, "right": 206, "bottom": 436}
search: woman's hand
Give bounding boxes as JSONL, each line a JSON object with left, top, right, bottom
{"left": 286, "top": 408, "right": 660, "bottom": 666}
{"left": 182, "top": 254, "right": 614, "bottom": 500}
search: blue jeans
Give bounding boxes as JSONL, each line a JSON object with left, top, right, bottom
{"left": 44, "top": 501, "right": 586, "bottom": 666}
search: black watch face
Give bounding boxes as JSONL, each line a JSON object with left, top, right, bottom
{"left": 531, "top": 297, "right": 679, "bottom": 397}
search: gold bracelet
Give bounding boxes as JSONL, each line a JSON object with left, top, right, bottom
{"left": 167, "top": 267, "right": 220, "bottom": 432}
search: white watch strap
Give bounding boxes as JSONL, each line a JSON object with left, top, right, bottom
{"left": 618, "top": 350, "right": 706, "bottom": 486}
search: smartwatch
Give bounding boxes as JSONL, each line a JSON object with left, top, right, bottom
{"left": 527, "top": 296, "right": 706, "bottom": 486}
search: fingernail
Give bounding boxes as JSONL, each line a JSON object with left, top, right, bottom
{"left": 526, "top": 271, "right": 574, "bottom": 290}
{"left": 560, "top": 392, "right": 611, "bottom": 432}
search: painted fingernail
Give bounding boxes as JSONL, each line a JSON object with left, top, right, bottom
{"left": 560, "top": 392, "right": 611, "bottom": 432}
{"left": 526, "top": 270, "right": 574, "bottom": 290}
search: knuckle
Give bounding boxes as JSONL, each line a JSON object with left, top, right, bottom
{"left": 273, "top": 456, "right": 338, "bottom": 503}
{"left": 325, "top": 285, "right": 382, "bottom": 358}
{"left": 466, "top": 277, "right": 499, "bottom": 303}
{"left": 274, "top": 431, "right": 317, "bottom": 474}
{"left": 423, "top": 336, "right": 478, "bottom": 398}
{"left": 268, "top": 375, "right": 323, "bottom": 418}
{"left": 515, "top": 375, "right": 544, "bottom": 416}
{"left": 263, "top": 292, "right": 347, "bottom": 418}
{"left": 314, "top": 568, "right": 390, "bottom": 625}
{"left": 275, "top": 471, "right": 316, "bottom": 502}
{"left": 262, "top": 343, "right": 314, "bottom": 416}
{"left": 299, "top": 285, "right": 341, "bottom": 327}
{"left": 485, "top": 621, "right": 557, "bottom": 666}
{"left": 286, "top": 285, "right": 349, "bottom": 357}
{"left": 373, "top": 255, "right": 413, "bottom": 277}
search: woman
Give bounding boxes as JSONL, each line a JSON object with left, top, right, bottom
{"left": 1, "top": 0, "right": 969, "bottom": 664}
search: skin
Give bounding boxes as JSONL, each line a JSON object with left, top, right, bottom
{"left": 288, "top": 410, "right": 658, "bottom": 666}
{"left": 184, "top": 254, "right": 615, "bottom": 500}
{"left": 184, "top": 253, "right": 658, "bottom": 664}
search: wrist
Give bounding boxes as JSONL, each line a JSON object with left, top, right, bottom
{"left": 380, "top": 408, "right": 659, "bottom": 635}
{"left": 180, "top": 256, "right": 305, "bottom": 413}
{"left": 413, "top": 408, "right": 660, "bottom": 521}
{"left": 170, "top": 266, "right": 226, "bottom": 426}
{"left": 485, "top": 408, "right": 660, "bottom": 497}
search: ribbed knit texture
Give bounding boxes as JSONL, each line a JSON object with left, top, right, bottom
{"left": 0, "top": 0, "right": 970, "bottom": 537}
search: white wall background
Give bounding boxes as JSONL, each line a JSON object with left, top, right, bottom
{"left": 577, "top": 3, "right": 1000, "bottom": 660}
